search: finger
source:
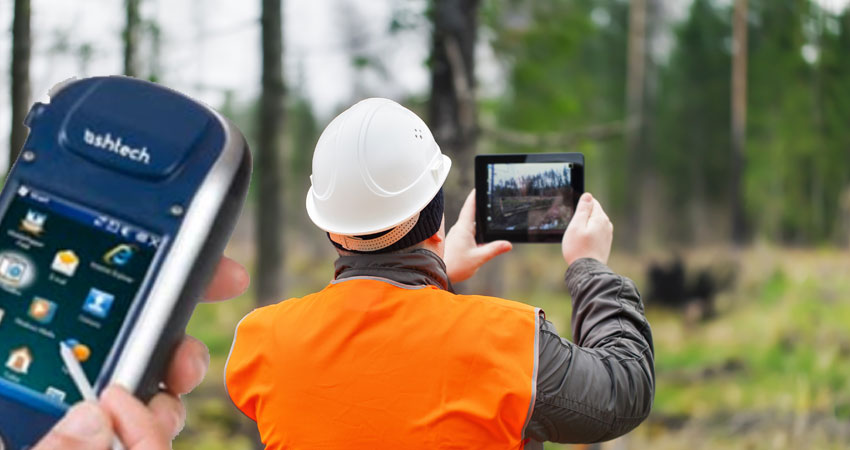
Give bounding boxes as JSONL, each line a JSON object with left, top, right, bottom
{"left": 571, "top": 193, "right": 595, "bottom": 226}
{"left": 34, "top": 402, "right": 114, "bottom": 450}
{"left": 455, "top": 189, "right": 477, "bottom": 228}
{"left": 100, "top": 385, "right": 169, "bottom": 450}
{"left": 471, "top": 240, "right": 512, "bottom": 264}
{"left": 164, "top": 335, "right": 210, "bottom": 396}
{"left": 203, "top": 256, "right": 250, "bottom": 302}
{"left": 148, "top": 393, "right": 186, "bottom": 439}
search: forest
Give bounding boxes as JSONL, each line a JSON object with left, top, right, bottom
{"left": 4, "top": 0, "right": 850, "bottom": 448}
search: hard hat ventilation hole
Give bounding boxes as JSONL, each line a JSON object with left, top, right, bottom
{"left": 413, "top": 128, "right": 424, "bottom": 140}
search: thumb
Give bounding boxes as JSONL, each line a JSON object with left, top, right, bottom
{"left": 34, "top": 402, "right": 114, "bottom": 450}
{"left": 472, "top": 240, "right": 512, "bottom": 264}
{"left": 570, "top": 193, "right": 594, "bottom": 227}
{"left": 455, "top": 189, "right": 477, "bottom": 228}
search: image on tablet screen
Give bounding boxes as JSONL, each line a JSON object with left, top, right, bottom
{"left": 487, "top": 162, "right": 577, "bottom": 233}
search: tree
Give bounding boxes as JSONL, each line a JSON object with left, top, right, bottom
{"left": 624, "top": 0, "right": 647, "bottom": 250}
{"left": 10, "top": 0, "right": 31, "bottom": 169}
{"left": 123, "top": 0, "right": 141, "bottom": 77}
{"left": 428, "top": 0, "right": 480, "bottom": 223}
{"left": 256, "top": 0, "right": 287, "bottom": 307}
{"left": 746, "top": 0, "right": 820, "bottom": 242}
{"left": 814, "top": 6, "right": 850, "bottom": 243}
{"left": 731, "top": 0, "right": 748, "bottom": 244}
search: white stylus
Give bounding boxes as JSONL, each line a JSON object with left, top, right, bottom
{"left": 60, "top": 342, "right": 124, "bottom": 450}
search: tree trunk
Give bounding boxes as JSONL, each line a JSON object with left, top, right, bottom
{"left": 10, "top": 0, "right": 31, "bottom": 170}
{"left": 428, "top": 0, "right": 480, "bottom": 224}
{"left": 731, "top": 0, "right": 748, "bottom": 245}
{"left": 123, "top": 0, "right": 141, "bottom": 77}
{"left": 624, "top": 0, "right": 647, "bottom": 251}
{"left": 429, "top": 0, "right": 496, "bottom": 294}
{"left": 256, "top": 0, "right": 287, "bottom": 308}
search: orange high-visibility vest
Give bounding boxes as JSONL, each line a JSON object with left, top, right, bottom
{"left": 226, "top": 277, "right": 540, "bottom": 449}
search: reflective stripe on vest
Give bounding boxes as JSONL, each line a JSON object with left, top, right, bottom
{"left": 226, "top": 277, "right": 540, "bottom": 450}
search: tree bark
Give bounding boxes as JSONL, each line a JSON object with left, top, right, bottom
{"left": 428, "top": 0, "right": 480, "bottom": 223}
{"left": 256, "top": 0, "right": 287, "bottom": 308}
{"left": 10, "top": 0, "right": 31, "bottom": 169}
{"left": 731, "top": 0, "right": 748, "bottom": 244}
{"left": 123, "top": 0, "right": 141, "bottom": 77}
{"left": 624, "top": 0, "right": 647, "bottom": 251}
{"left": 429, "top": 0, "right": 496, "bottom": 294}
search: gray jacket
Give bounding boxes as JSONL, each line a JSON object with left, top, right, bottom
{"left": 335, "top": 249, "right": 655, "bottom": 446}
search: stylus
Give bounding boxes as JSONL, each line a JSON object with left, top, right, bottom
{"left": 60, "top": 342, "right": 124, "bottom": 450}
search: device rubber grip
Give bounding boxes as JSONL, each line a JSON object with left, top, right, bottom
{"left": 133, "top": 148, "right": 251, "bottom": 402}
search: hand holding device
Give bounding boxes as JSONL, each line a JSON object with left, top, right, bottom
{"left": 0, "top": 76, "right": 251, "bottom": 449}
{"left": 444, "top": 190, "right": 512, "bottom": 283}
{"left": 35, "top": 386, "right": 168, "bottom": 450}
{"left": 561, "top": 193, "right": 613, "bottom": 266}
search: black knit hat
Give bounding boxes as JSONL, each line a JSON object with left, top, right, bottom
{"left": 329, "top": 188, "right": 445, "bottom": 254}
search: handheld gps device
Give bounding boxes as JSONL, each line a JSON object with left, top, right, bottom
{"left": 475, "top": 153, "right": 583, "bottom": 243}
{"left": 0, "top": 76, "right": 251, "bottom": 448}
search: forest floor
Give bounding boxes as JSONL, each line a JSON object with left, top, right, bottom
{"left": 173, "top": 243, "right": 850, "bottom": 450}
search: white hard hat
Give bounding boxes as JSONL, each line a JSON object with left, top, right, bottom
{"left": 306, "top": 98, "right": 451, "bottom": 237}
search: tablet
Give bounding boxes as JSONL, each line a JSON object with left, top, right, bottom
{"left": 475, "top": 153, "right": 584, "bottom": 243}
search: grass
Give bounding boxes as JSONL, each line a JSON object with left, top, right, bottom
{"left": 174, "top": 244, "right": 850, "bottom": 449}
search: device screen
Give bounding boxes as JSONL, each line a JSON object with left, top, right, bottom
{"left": 486, "top": 162, "right": 578, "bottom": 234}
{"left": 0, "top": 184, "right": 160, "bottom": 412}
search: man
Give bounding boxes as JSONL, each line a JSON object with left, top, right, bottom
{"left": 226, "top": 98, "right": 654, "bottom": 449}
{"left": 33, "top": 257, "right": 250, "bottom": 450}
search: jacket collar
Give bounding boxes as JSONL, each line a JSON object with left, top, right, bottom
{"left": 334, "top": 249, "right": 453, "bottom": 292}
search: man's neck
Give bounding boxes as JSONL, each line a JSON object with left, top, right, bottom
{"left": 334, "top": 249, "right": 453, "bottom": 292}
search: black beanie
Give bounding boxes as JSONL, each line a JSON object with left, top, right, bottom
{"left": 329, "top": 188, "right": 445, "bottom": 254}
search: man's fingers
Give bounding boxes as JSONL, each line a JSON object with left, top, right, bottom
{"left": 571, "top": 193, "right": 595, "bottom": 226}
{"left": 33, "top": 402, "right": 114, "bottom": 450}
{"left": 148, "top": 393, "right": 187, "bottom": 439}
{"left": 203, "top": 256, "right": 250, "bottom": 302}
{"left": 100, "top": 386, "right": 169, "bottom": 450}
{"left": 164, "top": 335, "right": 210, "bottom": 396}
{"left": 472, "top": 240, "right": 512, "bottom": 264}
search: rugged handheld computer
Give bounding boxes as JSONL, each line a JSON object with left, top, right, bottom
{"left": 0, "top": 76, "right": 251, "bottom": 448}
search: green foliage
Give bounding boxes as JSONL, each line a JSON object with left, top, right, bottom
{"left": 484, "top": 0, "right": 850, "bottom": 245}
{"left": 482, "top": 0, "right": 629, "bottom": 214}
{"left": 744, "top": 0, "right": 850, "bottom": 243}
{"left": 654, "top": 0, "right": 732, "bottom": 239}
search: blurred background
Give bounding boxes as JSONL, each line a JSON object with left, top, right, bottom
{"left": 3, "top": 0, "right": 850, "bottom": 448}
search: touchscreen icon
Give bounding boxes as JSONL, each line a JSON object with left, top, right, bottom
{"left": 62, "top": 339, "right": 91, "bottom": 363}
{"left": 45, "top": 387, "right": 67, "bottom": 403}
{"left": 82, "top": 288, "right": 115, "bottom": 319}
{"left": 28, "top": 297, "right": 57, "bottom": 324}
{"left": 104, "top": 244, "right": 136, "bottom": 266}
{"left": 0, "top": 253, "right": 28, "bottom": 286}
{"left": 6, "top": 346, "right": 33, "bottom": 374}
{"left": 20, "top": 209, "right": 46, "bottom": 236}
{"left": 51, "top": 250, "right": 80, "bottom": 276}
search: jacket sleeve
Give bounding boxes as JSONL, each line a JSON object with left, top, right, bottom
{"left": 524, "top": 258, "right": 655, "bottom": 444}
{"left": 225, "top": 308, "right": 274, "bottom": 422}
